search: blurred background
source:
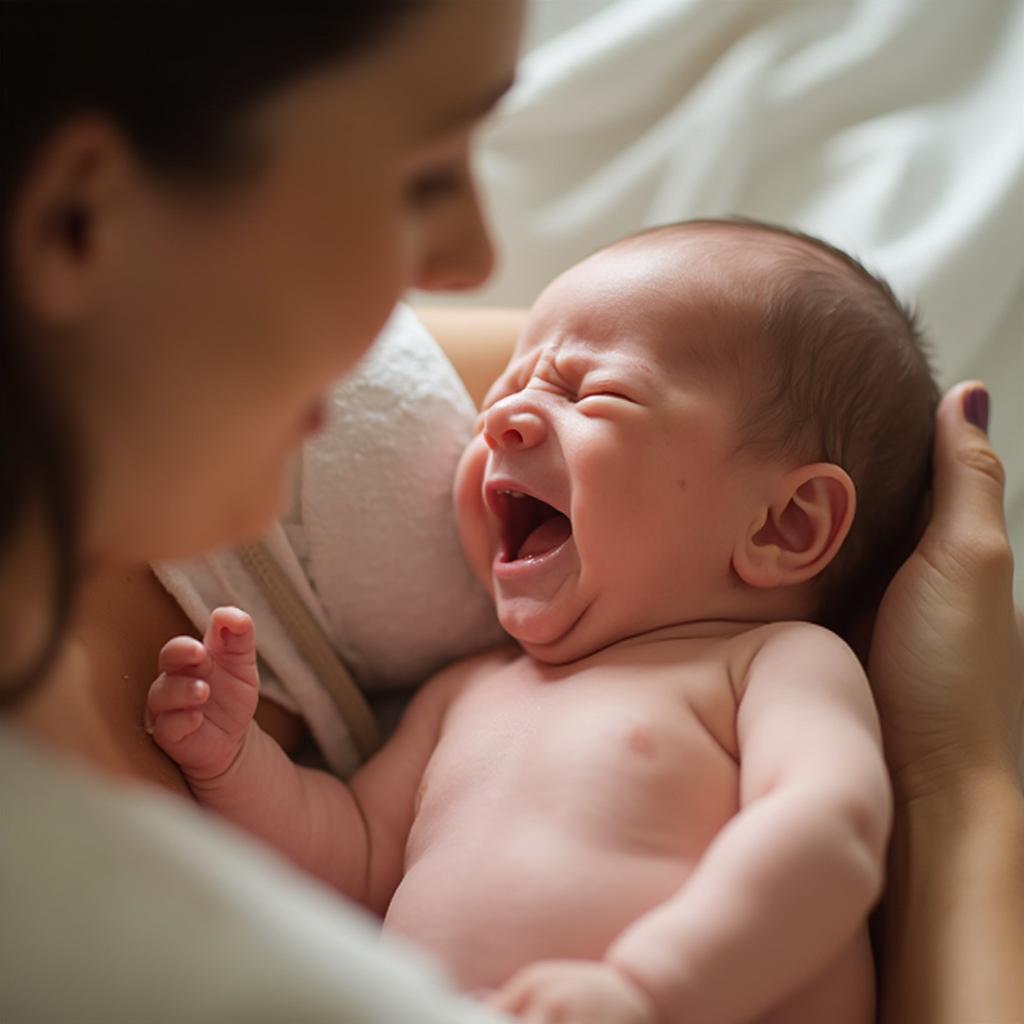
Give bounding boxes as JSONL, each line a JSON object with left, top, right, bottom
{"left": 417, "top": 0, "right": 1024, "bottom": 599}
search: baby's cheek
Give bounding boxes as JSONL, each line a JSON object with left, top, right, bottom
{"left": 453, "top": 437, "right": 494, "bottom": 590}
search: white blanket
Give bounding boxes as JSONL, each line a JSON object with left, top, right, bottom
{"left": 445, "top": 0, "right": 1024, "bottom": 598}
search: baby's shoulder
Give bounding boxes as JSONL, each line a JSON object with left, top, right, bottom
{"left": 725, "top": 621, "right": 864, "bottom": 700}
{"left": 731, "top": 618, "right": 852, "bottom": 652}
{"left": 418, "top": 644, "right": 521, "bottom": 705}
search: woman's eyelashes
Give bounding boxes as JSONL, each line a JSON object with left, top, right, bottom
{"left": 406, "top": 164, "right": 463, "bottom": 207}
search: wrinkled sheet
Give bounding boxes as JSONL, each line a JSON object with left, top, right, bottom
{"left": 436, "top": 0, "right": 1024, "bottom": 596}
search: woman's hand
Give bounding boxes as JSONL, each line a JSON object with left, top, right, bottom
{"left": 868, "top": 382, "right": 1024, "bottom": 801}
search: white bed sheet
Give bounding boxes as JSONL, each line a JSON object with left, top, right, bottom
{"left": 423, "top": 0, "right": 1024, "bottom": 598}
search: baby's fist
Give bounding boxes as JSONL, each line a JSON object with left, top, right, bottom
{"left": 145, "top": 606, "right": 261, "bottom": 780}
{"left": 486, "top": 959, "right": 658, "bottom": 1024}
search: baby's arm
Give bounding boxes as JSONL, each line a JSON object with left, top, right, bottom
{"left": 605, "top": 623, "right": 893, "bottom": 1024}
{"left": 146, "top": 607, "right": 470, "bottom": 913}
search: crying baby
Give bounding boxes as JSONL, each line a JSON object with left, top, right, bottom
{"left": 147, "top": 218, "right": 937, "bottom": 1023}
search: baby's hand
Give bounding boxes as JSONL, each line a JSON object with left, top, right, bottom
{"left": 145, "top": 606, "right": 261, "bottom": 781}
{"left": 485, "top": 960, "right": 659, "bottom": 1024}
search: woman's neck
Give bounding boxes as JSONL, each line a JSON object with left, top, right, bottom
{"left": 7, "top": 563, "right": 196, "bottom": 798}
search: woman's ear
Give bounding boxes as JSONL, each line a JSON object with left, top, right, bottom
{"left": 732, "top": 463, "right": 856, "bottom": 589}
{"left": 9, "top": 117, "right": 126, "bottom": 328}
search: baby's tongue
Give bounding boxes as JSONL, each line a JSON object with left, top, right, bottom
{"left": 518, "top": 514, "right": 571, "bottom": 559}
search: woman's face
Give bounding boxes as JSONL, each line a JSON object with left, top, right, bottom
{"left": 25, "top": 1, "right": 523, "bottom": 564}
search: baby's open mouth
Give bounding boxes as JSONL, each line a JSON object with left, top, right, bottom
{"left": 492, "top": 489, "right": 572, "bottom": 562}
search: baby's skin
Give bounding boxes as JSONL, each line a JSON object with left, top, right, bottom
{"left": 149, "top": 227, "right": 894, "bottom": 1023}
{"left": 148, "top": 608, "right": 885, "bottom": 1024}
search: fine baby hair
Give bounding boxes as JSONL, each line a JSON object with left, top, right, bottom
{"left": 609, "top": 218, "right": 940, "bottom": 632}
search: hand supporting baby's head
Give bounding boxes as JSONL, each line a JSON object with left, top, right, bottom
{"left": 455, "top": 218, "right": 938, "bottom": 661}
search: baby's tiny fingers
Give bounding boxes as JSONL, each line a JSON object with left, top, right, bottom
{"left": 157, "top": 635, "right": 209, "bottom": 676}
{"left": 150, "top": 708, "right": 205, "bottom": 746}
{"left": 147, "top": 672, "right": 210, "bottom": 717}
{"left": 484, "top": 985, "right": 526, "bottom": 1015}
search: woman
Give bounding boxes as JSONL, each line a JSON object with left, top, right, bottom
{"left": 2, "top": 4, "right": 524, "bottom": 1021}
{"left": 1, "top": 4, "right": 1020, "bottom": 1023}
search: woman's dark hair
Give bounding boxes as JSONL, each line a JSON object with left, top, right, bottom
{"left": 0, "top": 2, "right": 422, "bottom": 703}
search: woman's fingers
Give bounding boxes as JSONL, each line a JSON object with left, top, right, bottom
{"left": 928, "top": 382, "right": 1012, "bottom": 563}
{"left": 868, "top": 380, "right": 1023, "bottom": 792}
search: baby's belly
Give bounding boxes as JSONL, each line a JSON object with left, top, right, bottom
{"left": 384, "top": 665, "right": 740, "bottom": 990}
{"left": 384, "top": 817, "right": 697, "bottom": 991}
{"left": 387, "top": 833, "right": 874, "bottom": 1022}
{"left": 383, "top": 652, "right": 874, "bottom": 1018}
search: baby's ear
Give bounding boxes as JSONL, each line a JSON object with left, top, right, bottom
{"left": 732, "top": 463, "right": 855, "bottom": 589}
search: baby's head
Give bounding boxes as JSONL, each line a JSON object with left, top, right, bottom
{"left": 455, "top": 219, "right": 938, "bottom": 663}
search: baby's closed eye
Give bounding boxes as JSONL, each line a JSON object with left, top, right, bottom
{"left": 577, "top": 385, "right": 634, "bottom": 403}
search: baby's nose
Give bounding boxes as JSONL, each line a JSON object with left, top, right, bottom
{"left": 482, "top": 399, "right": 546, "bottom": 452}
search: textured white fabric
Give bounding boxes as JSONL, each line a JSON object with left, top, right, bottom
{"left": 439, "top": 0, "right": 1024, "bottom": 597}
{"left": 0, "top": 727, "right": 505, "bottom": 1024}
{"left": 155, "top": 304, "right": 505, "bottom": 777}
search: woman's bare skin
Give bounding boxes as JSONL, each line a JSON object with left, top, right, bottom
{"left": 10, "top": 565, "right": 304, "bottom": 796}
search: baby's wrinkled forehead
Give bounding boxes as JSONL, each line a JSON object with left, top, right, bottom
{"left": 523, "top": 233, "right": 749, "bottom": 374}
{"left": 537, "top": 223, "right": 872, "bottom": 378}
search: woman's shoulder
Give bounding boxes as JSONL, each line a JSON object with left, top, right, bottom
{"left": 0, "top": 725, "right": 498, "bottom": 1024}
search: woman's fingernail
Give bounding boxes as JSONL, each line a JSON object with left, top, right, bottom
{"left": 963, "top": 386, "right": 990, "bottom": 434}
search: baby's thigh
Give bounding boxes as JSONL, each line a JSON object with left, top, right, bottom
{"left": 755, "top": 929, "right": 875, "bottom": 1024}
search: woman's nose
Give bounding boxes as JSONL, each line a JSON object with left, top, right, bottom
{"left": 413, "top": 176, "right": 495, "bottom": 292}
{"left": 482, "top": 396, "right": 546, "bottom": 452}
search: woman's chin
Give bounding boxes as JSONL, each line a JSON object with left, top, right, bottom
{"left": 149, "top": 481, "right": 290, "bottom": 564}
{"left": 223, "top": 491, "right": 291, "bottom": 550}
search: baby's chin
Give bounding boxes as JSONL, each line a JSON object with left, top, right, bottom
{"left": 496, "top": 597, "right": 606, "bottom": 666}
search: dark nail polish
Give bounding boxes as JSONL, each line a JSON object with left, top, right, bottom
{"left": 963, "top": 387, "right": 990, "bottom": 434}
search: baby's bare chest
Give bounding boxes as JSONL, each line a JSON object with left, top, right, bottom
{"left": 412, "top": 652, "right": 741, "bottom": 860}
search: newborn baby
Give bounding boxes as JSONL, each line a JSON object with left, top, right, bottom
{"left": 146, "top": 220, "right": 938, "bottom": 1024}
